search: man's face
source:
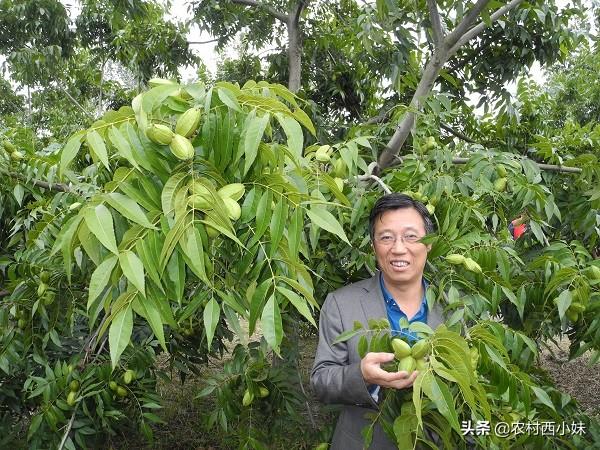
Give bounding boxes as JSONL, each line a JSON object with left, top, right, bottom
{"left": 372, "top": 207, "right": 429, "bottom": 287}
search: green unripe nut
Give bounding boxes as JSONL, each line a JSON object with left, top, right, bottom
{"left": 415, "top": 358, "right": 428, "bottom": 371}
{"left": 315, "top": 145, "right": 332, "bottom": 162}
{"left": 332, "top": 158, "right": 347, "bottom": 178}
{"left": 566, "top": 309, "right": 579, "bottom": 323}
{"left": 494, "top": 177, "right": 508, "bottom": 193}
{"left": 242, "top": 389, "right": 254, "bottom": 407}
{"left": 426, "top": 203, "right": 435, "bottom": 215}
{"left": 217, "top": 183, "right": 245, "bottom": 202}
{"left": 463, "top": 257, "right": 483, "bottom": 274}
{"left": 496, "top": 164, "right": 507, "bottom": 177}
{"left": 146, "top": 124, "right": 174, "bottom": 145}
{"left": 258, "top": 386, "right": 269, "bottom": 398}
{"left": 169, "top": 134, "right": 195, "bottom": 160}
{"left": 222, "top": 197, "right": 241, "bottom": 221}
{"left": 391, "top": 338, "right": 412, "bottom": 359}
{"left": 3, "top": 141, "right": 16, "bottom": 152}
{"left": 43, "top": 291, "right": 56, "bottom": 305}
{"left": 18, "top": 318, "right": 27, "bottom": 329}
{"left": 40, "top": 271, "right": 50, "bottom": 283}
{"left": 37, "top": 283, "right": 48, "bottom": 297}
{"left": 411, "top": 339, "right": 431, "bottom": 359}
{"left": 585, "top": 265, "right": 600, "bottom": 280}
{"left": 397, "top": 356, "right": 417, "bottom": 374}
{"left": 11, "top": 151, "right": 24, "bottom": 160}
{"left": 123, "top": 369, "right": 135, "bottom": 385}
{"left": 69, "top": 380, "right": 80, "bottom": 392}
{"left": 116, "top": 386, "right": 128, "bottom": 397}
{"left": 446, "top": 254, "right": 465, "bottom": 265}
{"left": 109, "top": 381, "right": 118, "bottom": 391}
{"left": 175, "top": 108, "right": 202, "bottom": 138}
{"left": 67, "top": 391, "right": 77, "bottom": 406}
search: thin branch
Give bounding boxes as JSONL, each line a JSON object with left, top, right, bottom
{"left": 188, "top": 38, "right": 219, "bottom": 45}
{"left": 230, "top": 0, "right": 289, "bottom": 22}
{"left": 426, "top": 0, "right": 445, "bottom": 50}
{"left": 58, "top": 408, "right": 77, "bottom": 450}
{"left": 440, "top": 123, "right": 478, "bottom": 144}
{"left": 357, "top": 174, "right": 392, "bottom": 194}
{"left": 451, "top": 157, "right": 582, "bottom": 173}
{"left": 0, "top": 168, "right": 71, "bottom": 192}
{"left": 449, "top": 0, "right": 526, "bottom": 56}
{"left": 292, "top": 0, "right": 309, "bottom": 25}
{"left": 57, "top": 84, "right": 94, "bottom": 120}
{"left": 445, "top": 0, "right": 491, "bottom": 49}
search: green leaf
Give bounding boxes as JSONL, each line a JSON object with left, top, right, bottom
{"left": 142, "top": 84, "right": 180, "bottom": 112}
{"left": 217, "top": 86, "right": 242, "bottom": 112}
{"left": 88, "top": 255, "right": 118, "bottom": 311}
{"left": 159, "top": 213, "right": 189, "bottom": 271}
{"left": 203, "top": 298, "right": 221, "bottom": 349}
{"left": 269, "top": 199, "right": 287, "bottom": 257}
{"left": 161, "top": 172, "right": 188, "bottom": 218}
{"left": 108, "top": 126, "right": 139, "bottom": 169}
{"left": 132, "top": 296, "right": 166, "bottom": 352}
{"left": 275, "top": 113, "right": 303, "bottom": 158}
{"left": 421, "top": 371, "right": 460, "bottom": 433}
{"left": 292, "top": 108, "right": 316, "bottom": 135}
{"left": 243, "top": 112, "right": 270, "bottom": 175}
{"left": 332, "top": 328, "right": 362, "bottom": 345}
{"left": 531, "top": 386, "right": 555, "bottom": 411}
{"left": 358, "top": 335, "right": 368, "bottom": 358}
{"left": 249, "top": 279, "right": 272, "bottom": 335}
{"left": 306, "top": 205, "right": 350, "bottom": 244}
{"left": 84, "top": 204, "right": 118, "bottom": 254}
{"left": 178, "top": 225, "right": 208, "bottom": 283}
{"left": 119, "top": 250, "right": 146, "bottom": 297}
{"left": 106, "top": 193, "right": 155, "bottom": 229}
{"left": 261, "top": 294, "right": 283, "bottom": 353}
{"left": 87, "top": 129, "right": 110, "bottom": 170}
{"left": 276, "top": 286, "right": 316, "bottom": 327}
{"left": 555, "top": 290, "right": 572, "bottom": 321}
{"left": 59, "top": 133, "right": 83, "bottom": 176}
{"left": 109, "top": 304, "right": 133, "bottom": 368}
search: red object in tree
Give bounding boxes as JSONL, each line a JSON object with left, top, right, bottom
{"left": 511, "top": 220, "right": 527, "bottom": 239}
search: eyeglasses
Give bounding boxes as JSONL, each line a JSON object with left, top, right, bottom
{"left": 374, "top": 233, "right": 423, "bottom": 246}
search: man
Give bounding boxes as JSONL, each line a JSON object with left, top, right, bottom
{"left": 310, "top": 193, "right": 445, "bottom": 449}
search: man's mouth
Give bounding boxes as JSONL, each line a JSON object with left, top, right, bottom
{"left": 390, "top": 260, "right": 410, "bottom": 268}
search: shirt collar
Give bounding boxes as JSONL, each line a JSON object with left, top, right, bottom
{"left": 379, "top": 272, "right": 428, "bottom": 315}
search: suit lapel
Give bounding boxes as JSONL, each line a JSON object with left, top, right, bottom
{"left": 358, "top": 272, "right": 387, "bottom": 322}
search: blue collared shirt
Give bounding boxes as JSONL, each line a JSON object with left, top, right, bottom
{"left": 379, "top": 272, "right": 428, "bottom": 342}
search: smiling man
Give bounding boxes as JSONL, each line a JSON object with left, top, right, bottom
{"left": 310, "top": 193, "right": 445, "bottom": 449}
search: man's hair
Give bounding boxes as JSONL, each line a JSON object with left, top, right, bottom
{"left": 369, "top": 193, "right": 435, "bottom": 241}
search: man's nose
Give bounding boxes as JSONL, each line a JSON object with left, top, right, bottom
{"left": 391, "top": 237, "right": 408, "bottom": 252}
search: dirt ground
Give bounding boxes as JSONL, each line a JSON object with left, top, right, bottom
{"left": 540, "top": 336, "right": 600, "bottom": 417}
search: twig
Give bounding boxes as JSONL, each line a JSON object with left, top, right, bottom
{"left": 451, "top": 157, "right": 582, "bottom": 173}
{"left": 0, "top": 167, "right": 71, "bottom": 192}
{"left": 357, "top": 174, "right": 392, "bottom": 194}
{"left": 58, "top": 408, "right": 77, "bottom": 450}
{"left": 188, "top": 38, "right": 219, "bottom": 45}
{"left": 296, "top": 362, "right": 317, "bottom": 430}
{"left": 440, "top": 123, "right": 478, "bottom": 144}
{"left": 230, "top": 0, "right": 289, "bottom": 22}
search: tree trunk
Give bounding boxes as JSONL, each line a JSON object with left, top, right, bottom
{"left": 287, "top": 16, "right": 302, "bottom": 93}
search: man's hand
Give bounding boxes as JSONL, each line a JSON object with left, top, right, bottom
{"left": 360, "top": 352, "right": 418, "bottom": 389}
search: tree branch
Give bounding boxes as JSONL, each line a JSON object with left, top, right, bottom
{"left": 451, "top": 157, "right": 582, "bottom": 173}
{"left": 449, "top": 0, "right": 526, "bottom": 56}
{"left": 427, "top": 0, "right": 445, "bottom": 50}
{"left": 0, "top": 168, "right": 71, "bottom": 192}
{"left": 230, "top": 0, "right": 289, "bottom": 22}
{"left": 445, "top": 0, "right": 491, "bottom": 49}
{"left": 188, "top": 38, "right": 219, "bottom": 45}
{"left": 440, "top": 123, "right": 478, "bottom": 143}
{"left": 57, "top": 84, "right": 94, "bottom": 120}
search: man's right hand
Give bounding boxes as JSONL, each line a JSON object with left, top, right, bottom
{"left": 360, "top": 352, "right": 419, "bottom": 389}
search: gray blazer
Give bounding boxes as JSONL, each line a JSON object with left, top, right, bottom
{"left": 310, "top": 272, "right": 444, "bottom": 449}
